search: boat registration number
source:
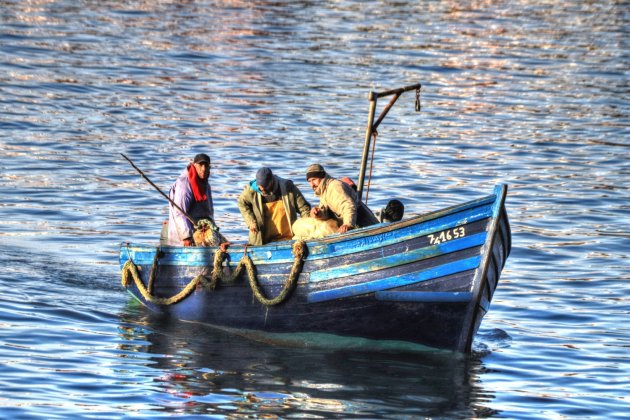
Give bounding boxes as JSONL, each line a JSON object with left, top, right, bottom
{"left": 428, "top": 227, "right": 466, "bottom": 245}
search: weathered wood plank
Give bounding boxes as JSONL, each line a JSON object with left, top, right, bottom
{"left": 307, "top": 255, "right": 482, "bottom": 303}
{"left": 375, "top": 291, "right": 473, "bottom": 303}
{"left": 310, "top": 231, "right": 487, "bottom": 283}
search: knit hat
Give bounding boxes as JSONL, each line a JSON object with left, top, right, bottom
{"left": 306, "top": 163, "right": 326, "bottom": 180}
{"left": 256, "top": 167, "right": 274, "bottom": 190}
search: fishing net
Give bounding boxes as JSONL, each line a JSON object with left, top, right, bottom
{"left": 193, "top": 218, "right": 226, "bottom": 247}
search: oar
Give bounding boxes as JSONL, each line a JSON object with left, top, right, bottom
{"left": 120, "top": 153, "right": 196, "bottom": 226}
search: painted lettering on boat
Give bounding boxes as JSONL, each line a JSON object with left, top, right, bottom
{"left": 428, "top": 227, "right": 466, "bottom": 245}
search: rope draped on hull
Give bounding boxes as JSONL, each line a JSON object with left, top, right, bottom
{"left": 121, "top": 240, "right": 307, "bottom": 306}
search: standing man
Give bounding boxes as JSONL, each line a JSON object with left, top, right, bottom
{"left": 237, "top": 167, "right": 311, "bottom": 245}
{"left": 306, "top": 163, "right": 378, "bottom": 234}
{"left": 167, "top": 153, "right": 215, "bottom": 246}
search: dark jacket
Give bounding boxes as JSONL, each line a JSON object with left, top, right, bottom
{"left": 237, "top": 175, "right": 311, "bottom": 245}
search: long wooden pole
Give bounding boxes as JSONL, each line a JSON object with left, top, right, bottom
{"left": 120, "top": 153, "right": 196, "bottom": 226}
{"left": 356, "top": 92, "right": 377, "bottom": 203}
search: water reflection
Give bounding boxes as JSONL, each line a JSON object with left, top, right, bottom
{"left": 117, "top": 303, "right": 496, "bottom": 417}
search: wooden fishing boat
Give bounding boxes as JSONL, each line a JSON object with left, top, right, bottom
{"left": 119, "top": 83, "right": 511, "bottom": 353}
{"left": 119, "top": 184, "right": 510, "bottom": 353}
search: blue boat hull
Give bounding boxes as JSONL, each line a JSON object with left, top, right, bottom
{"left": 119, "top": 184, "right": 511, "bottom": 353}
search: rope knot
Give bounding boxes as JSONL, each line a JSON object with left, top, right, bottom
{"left": 292, "top": 240, "right": 306, "bottom": 260}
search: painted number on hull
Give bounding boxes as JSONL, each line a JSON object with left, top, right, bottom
{"left": 428, "top": 227, "right": 466, "bottom": 245}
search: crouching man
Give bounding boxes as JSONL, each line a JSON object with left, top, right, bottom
{"left": 305, "top": 163, "right": 378, "bottom": 234}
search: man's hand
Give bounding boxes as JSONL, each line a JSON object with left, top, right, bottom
{"left": 338, "top": 224, "right": 352, "bottom": 234}
{"left": 183, "top": 237, "right": 193, "bottom": 247}
{"left": 248, "top": 222, "right": 259, "bottom": 233}
{"left": 310, "top": 207, "right": 323, "bottom": 219}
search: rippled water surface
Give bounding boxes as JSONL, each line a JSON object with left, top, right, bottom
{"left": 1, "top": 1, "right": 628, "bottom": 418}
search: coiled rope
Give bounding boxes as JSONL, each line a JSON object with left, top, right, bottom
{"left": 121, "top": 240, "right": 306, "bottom": 306}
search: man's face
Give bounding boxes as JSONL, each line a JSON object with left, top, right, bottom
{"left": 194, "top": 162, "right": 210, "bottom": 180}
{"left": 307, "top": 177, "right": 322, "bottom": 191}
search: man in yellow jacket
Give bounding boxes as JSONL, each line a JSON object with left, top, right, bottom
{"left": 306, "top": 163, "right": 378, "bottom": 234}
{"left": 237, "top": 167, "right": 311, "bottom": 245}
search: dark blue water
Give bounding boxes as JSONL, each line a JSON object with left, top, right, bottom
{"left": 1, "top": 1, "right": 628, "bottom": 418}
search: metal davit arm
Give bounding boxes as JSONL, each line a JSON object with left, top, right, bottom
{"left": 356, "top": 83, "right": 421, "bottom": 204}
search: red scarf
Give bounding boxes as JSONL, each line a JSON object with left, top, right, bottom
{"left": 188, "top": 165, "right": 208, "bottom": 202}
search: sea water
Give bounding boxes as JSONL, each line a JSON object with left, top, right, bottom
{"left": 0, "top": 1, "right": 628, "bottom": 418}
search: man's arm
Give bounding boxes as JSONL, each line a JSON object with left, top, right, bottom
{"left": 329, "top": 181, "right": 357, "bottom": 230}
{"left": 170, "top": 182, "right": 195, "bottom": 245}
{"left": 290, "top": 182, "right": 311, "bottom": 217}
{"left": 237, "top": 188, "right": 258, "bottom": 232}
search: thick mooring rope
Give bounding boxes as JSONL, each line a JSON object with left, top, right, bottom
{"left": 121, "top": 240, "right": 306, "bottom": 307}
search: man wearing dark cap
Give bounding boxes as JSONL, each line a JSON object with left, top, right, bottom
{"left": 166, "top": 153, "right": 217, "bottom": 246}
{"left": 237, "top": 167, "right": 311, "bottom": 245}
{"left": 306, "top": 163, "right": 378, "bottom": 234}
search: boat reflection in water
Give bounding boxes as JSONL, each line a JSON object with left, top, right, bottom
{"left": 117, "top": 303, "right": 498, "bottom": 418}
